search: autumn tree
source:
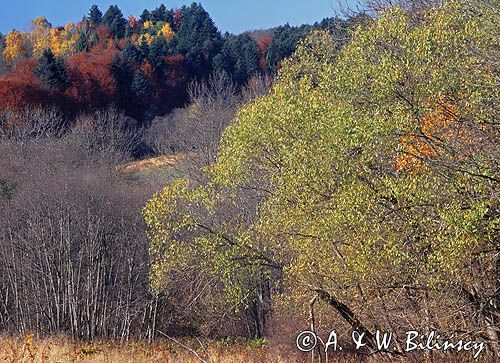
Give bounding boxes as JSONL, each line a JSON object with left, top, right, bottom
{"left": 3, "top": 30, "right": 30, "bottom": 63}
{"left": 65, "top": 50, "right": 117, "bottom": 110}
{"left": 31, "top": 17, "right": 52, "bottom": 57}
{"left": 144, "top": 1, "right": 499, "bottom": 355}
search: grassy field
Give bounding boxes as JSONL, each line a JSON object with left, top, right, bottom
{"left": 0, "top": 335, "right": 305, "bottom": 363}
{"left": 0, "top": 335, "right": 496, "bottom": 363}
{"left": 118, "top": 152, "right": 200, "bottom": 184}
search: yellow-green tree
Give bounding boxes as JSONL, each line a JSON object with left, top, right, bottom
{"left": 31, "top": 17, "right": 52, "bottom": 57}
{"left": 144, "top": 1, "right": 499, "bottom": 351}
{"left": 3, "top": 30, "right": 31, "bottom": 63}
{"left": 159, "top": 23, "right": 174, "bottom": 41}
{"left": 49, "top": 23, "right": 78, "bottom": 57}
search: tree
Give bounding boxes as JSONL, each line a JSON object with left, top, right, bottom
{"left": 214, "top": 33, "right": 260, "bottom": 84}
{"left": 75, "top": 32, "right": 89, "bottom": 52}
{"left": 151, "top": 4, "right": 172, "bottom": 23}
{"left": 0, "top": 33, "right": 5, "bottom": 52}
{"left": 148, "top": 37, "right": 168, "bottom": 69}
{"left": 122, "top": 44, "right": 142, "bottom": 63}
{"left": 110, "top": 53, "right": 133, "bottom": 110}
{"left": 31, "top": 17, "right": 52, "bottom": 57}
{"left": 140, "top": 9, "right": 151, "bottom": 23}
{"left": 171, "top": 3, "right": 222, "bottom": 76}
{"left": 89, "top": 5, "right": 103, "bottom": 25}
{"left": 144, "top": 1, "right": 499, "bottom": 354}
{"left": 131, "top": 70, "right": 150, "bottom": 96}
{"left": 159, "top": 23, "right": 174, "bottom": 42}
{"left": 49, "top": 24, "right": 79, "bottom": 57}
{"left": 0, "top": 33, "right": 7, "bottom": 74}
{"left": 265, "top": 23, "right": 312, "bottom": 72}
{"left": 102, "top": 5, "right": 126, "bottom": 38}
{"left": 3, "top": 30, "right": 30, "bottom": 63}
{"left": 34, "top": 48, "right": 67, "bottom": 90}
{"left": 0, "top": 60, "right": 48, "bottom": 111}
{"left": 65, "top": 50, "right": 117, "bottom": 110}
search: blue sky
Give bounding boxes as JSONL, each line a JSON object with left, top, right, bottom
{"left": 1, "top": 1, "right": 346, "bottom": 35}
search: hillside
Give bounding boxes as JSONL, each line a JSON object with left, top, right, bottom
{"left": 0, "top": 3, "right": 363, "bottom": 122}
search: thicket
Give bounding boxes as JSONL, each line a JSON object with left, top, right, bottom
{"left": 0, "top": 71, "right": 272, "bottom": 341}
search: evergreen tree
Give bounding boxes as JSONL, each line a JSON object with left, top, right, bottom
{"left": 148, "top": 37, "right": 168, "bottom": 69}
{"left": 34, "top": 49, "right": 67, "bottom": 90}
{"left": 138, "top": 38, "right": 150, "bottom": 60}
{"left": 140, "top": 9, "right": 151, "bottom": 23}
{"left": 214, "top": 33, "right": 260, "bottom": 84}
{"left": 131, "top": 70, "right": 150, "bottom": 96}
{"left": 89, "top": 5, "right": 102, "bottom": 25}
{"left": 75, "top": 32, "right": 89, "bottom": 52}
{"left": 111, "top": 54, "right": 133, "bottom": 87}
{"left": 102, "top": 5, "right": 127, "bottom": 38}
{"left": 171, "top": 3, "right": 222, "bottom": 76}
{"left": 123, "top": 44, "right": 142, "bottom": 63}
{"left": 111, "top": 54, "right": 133, "bottom": 108}
{"left": 0, "top": 33, "right": 6, "bottom": 74}
{"left": 265, "top": 23, "right": 312, "bottom": 73}
{"left": 151, "top": 4, "right": 169, "bottom": 23}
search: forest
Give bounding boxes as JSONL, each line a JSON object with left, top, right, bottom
{"left": 0, "top": 3, "right": 363, "bottom": 125}
{"left": 0, "top": 0, "right": 498, "bottom": 362}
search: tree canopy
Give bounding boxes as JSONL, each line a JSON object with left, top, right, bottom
{"left": 144, "top": 0, "right": 499, "bottom": 343}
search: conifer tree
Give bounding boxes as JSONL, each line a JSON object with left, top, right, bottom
{"left": 89, "top": 5, "right": 102, "bottom": 25}
{"left": 102, "top": 5, "right": 126, "bottom": 38}
{"left": 131, "top": 70, "right": 150, "bottom": 96}
{"left": 171, "top": 3, "right": 222, "bottom": 75}
{"left": 34, "top": 48, "right": 67, "bottom": 89}
{"left": 75, "top": 32, "right": 89, "bottom": 52}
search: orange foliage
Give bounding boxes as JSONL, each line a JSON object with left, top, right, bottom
{"left": 159, "top": 23, "right": 174, "bottom": 41}
{"left": 93, "top": 26, "right": 113, "bottom": 52}
{"left": 140, "top": 61, "right": 154, "bottom": 79}
{"left": 3, "top": 30, "right": 30, "bottom": 63}
{"left": 0, "top": 60, "right": 49, "bottom": 112}
{"left": 65, "top": 50, "right": 117, "bottom": 109}
{"left": 173, "top": 9, "right": 183, "bottom": 29}
{"left": 396, "top": 100, "right": 459, "bottom": 173}
{"left": 117, "top": 38, "right": 128, "bottom": 49}
{"left": 257, "top": 36, "right": 272, "bottom": 70}
{"left": 128, "top": 16, "right": 138, "bottom": 29}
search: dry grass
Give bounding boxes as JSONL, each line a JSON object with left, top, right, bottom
{"left": 0, "top": 335, "right": 305, "bottom": 363}
{"left": 119, "top": 153, "right": 197, "bottom": 174}
{"left": 0, "top": 335, "right": 496, "bottom": 363}
{"left": 117, "top": 152, "right": 201, "bottom": 185}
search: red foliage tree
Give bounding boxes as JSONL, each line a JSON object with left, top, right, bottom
{"left": 257, "top": 36, "right": 272, "bottom": 71}
{"left": 93, "top": 26, "right": 114, "bottom": 52}
{"left": 173, "top": 8, "right": 183, "bottom": 30}
{"left": 0, "top": 60, "right": 47, "bottom": 111}
{"left": 65, "top": 50, "right": 118, "bottom": 110}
